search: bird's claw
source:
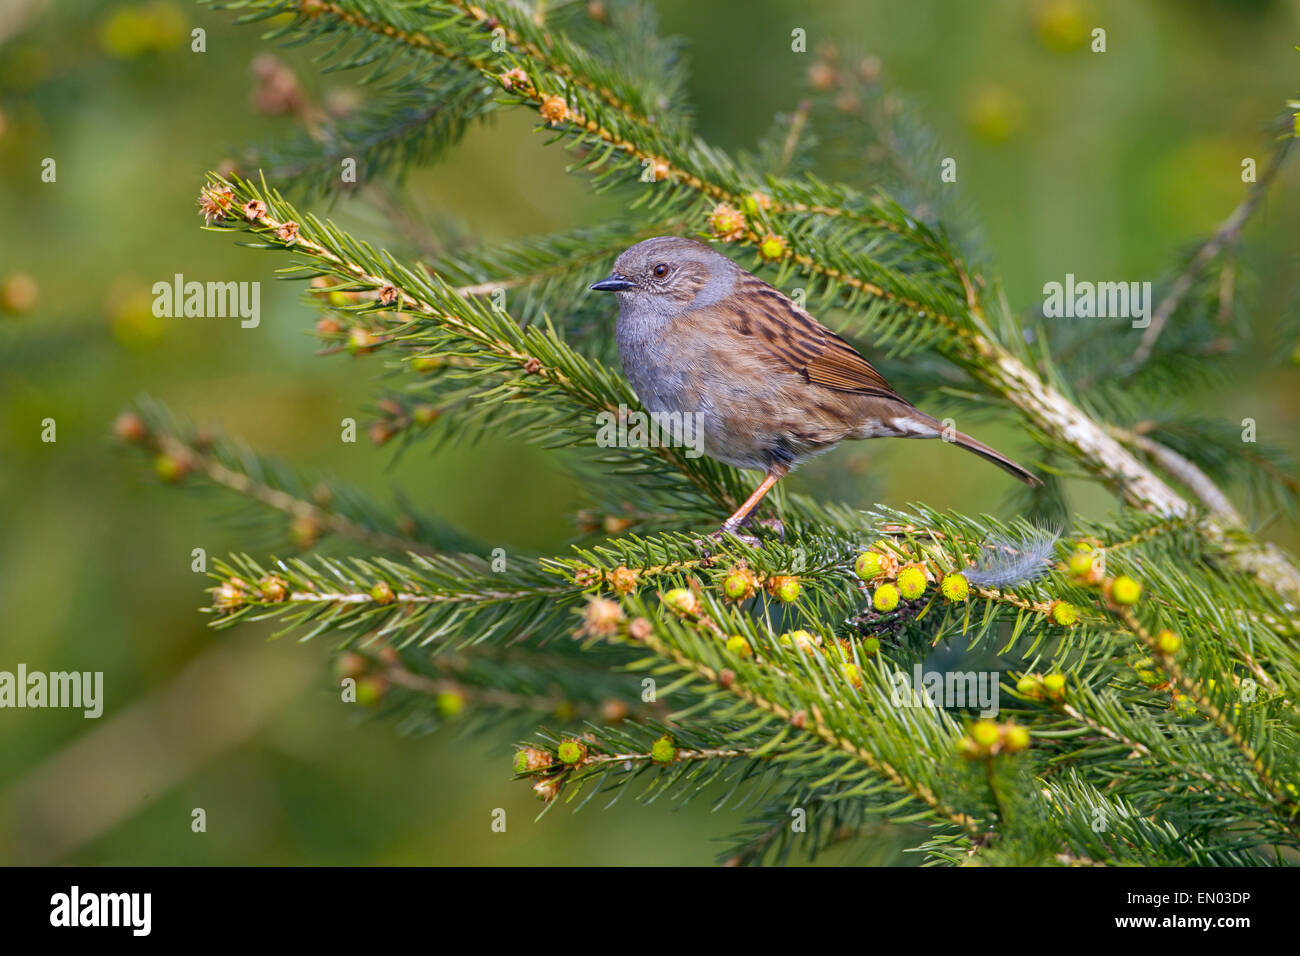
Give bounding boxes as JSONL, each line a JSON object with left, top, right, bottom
{"left": 696, "top": 527, "right": 764, "bottom": 554}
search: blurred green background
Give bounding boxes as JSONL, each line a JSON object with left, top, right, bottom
{"left": 1, "top": 0, "right": 1297, "bottom": 865}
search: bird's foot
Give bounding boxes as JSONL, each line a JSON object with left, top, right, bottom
{"left": 715, "top": 528, "right": 764, "bottom": 548}
{"left": 696, "top": 523, "right": 764, "bottom": 554}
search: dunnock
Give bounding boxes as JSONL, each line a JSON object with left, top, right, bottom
{"left": 591, "top": 236, "right": 1040, "bottom": 535}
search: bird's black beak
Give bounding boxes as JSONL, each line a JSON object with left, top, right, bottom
{"left": 589, "top": 273, "right": 635, "bottom": 292}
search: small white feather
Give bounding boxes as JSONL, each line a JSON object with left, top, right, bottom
{"left": 964, "top": 525, "right": 1061, "bottom": 588}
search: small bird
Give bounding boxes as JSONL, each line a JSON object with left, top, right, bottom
{"left": 590, "top": 236, "right": 1040, "bottom": 535}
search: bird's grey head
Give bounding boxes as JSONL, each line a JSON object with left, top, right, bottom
{"left": 589, "top": 236, "right": 739, "bottom": 319}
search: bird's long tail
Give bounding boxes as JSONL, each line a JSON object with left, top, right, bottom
{"left": 899, "top": 409, "right": 1041, "bottom": 486}
{"left": 876, "top": 407, "right": 1042, "bottom": 486}
{"left": 947, "top": 428, "right": 1042, "bottom": 486}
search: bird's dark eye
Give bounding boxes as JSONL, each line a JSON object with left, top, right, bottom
{"left": 652, "top": 263, "right": 669, "bottom": 278}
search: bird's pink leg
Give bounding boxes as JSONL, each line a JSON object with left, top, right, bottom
{"left": 719, "top": 468, "right": 785, "bottom": 535}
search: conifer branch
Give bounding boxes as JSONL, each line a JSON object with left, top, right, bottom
{"left": 117, "top": 401, "right": 467, "bottom": 556}
{"left": 159, "top": 0, "right": 1300, "bottom": 865}
{"left": 214, "top": 1, "right": 1300, "bottom": 608}
{"left": 1111, "top": 603, "right": 1295, "bottom": 811}
{"left": 354, "top": 643, "right": 663, "bottom": 723}
{"left": 1128, "top": 127, "right": 1294, "bottom": 368}
{"left": 613, "top": 607, "right": 983, "bottom": 836}
{"left": 1108, "top": 425, "right": 1244, "bottom": 523}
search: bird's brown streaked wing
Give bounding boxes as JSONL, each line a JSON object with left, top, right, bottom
{"left": 723, "top": 275, "right": 909, "bottom": 403}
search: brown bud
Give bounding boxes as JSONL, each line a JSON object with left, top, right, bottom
{"left": 608, "top": 565, "right": 639, "bottom": 594}
{"left": 251, "top": 53, "right": 304, "bottom": 117}
{"left": 532, "top": 776, "right": 561, "bottom": 802}
{"left": 335, "top": 652, "right": 367, "bottom": 681}
{"left": 515, "top": 746, "right": 553, "bottom": 772}
{"left": 602, "top": 514, "right": 634, "bottom": 534}
{"left": 600, "top": 699, "right": 630, "bottom": 722}
{"left": 290, "top": 514, "right": 320, "bottom": 549}
{"left": 539, "top": 94, "right": 569, "bottom": 126}
{"left": 808, "top": 61, "right": 837, "bottom": 91}
{"left": 573, "top": 566, "right": 602, "bottom": 588}
{"left": 213, "top": 577, "right": 247, "bottom": 611}
{"left": 258, "top": 575, "right": 290, "bottom": 603}
{"left": 581, "top": 596, "right": 624, "bottom": 637}
{"left": 499, "top": 67, "right": 528, "bottom": 91}
{"left": 627, "top": 617, "right": 653, "bottom": 641}
{"left": 113, "top": 412, "right": 148, "bottom": 444}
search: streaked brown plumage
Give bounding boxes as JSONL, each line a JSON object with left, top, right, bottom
{"left": 591, "top": 236, "right": 1040, "bottom": 533}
